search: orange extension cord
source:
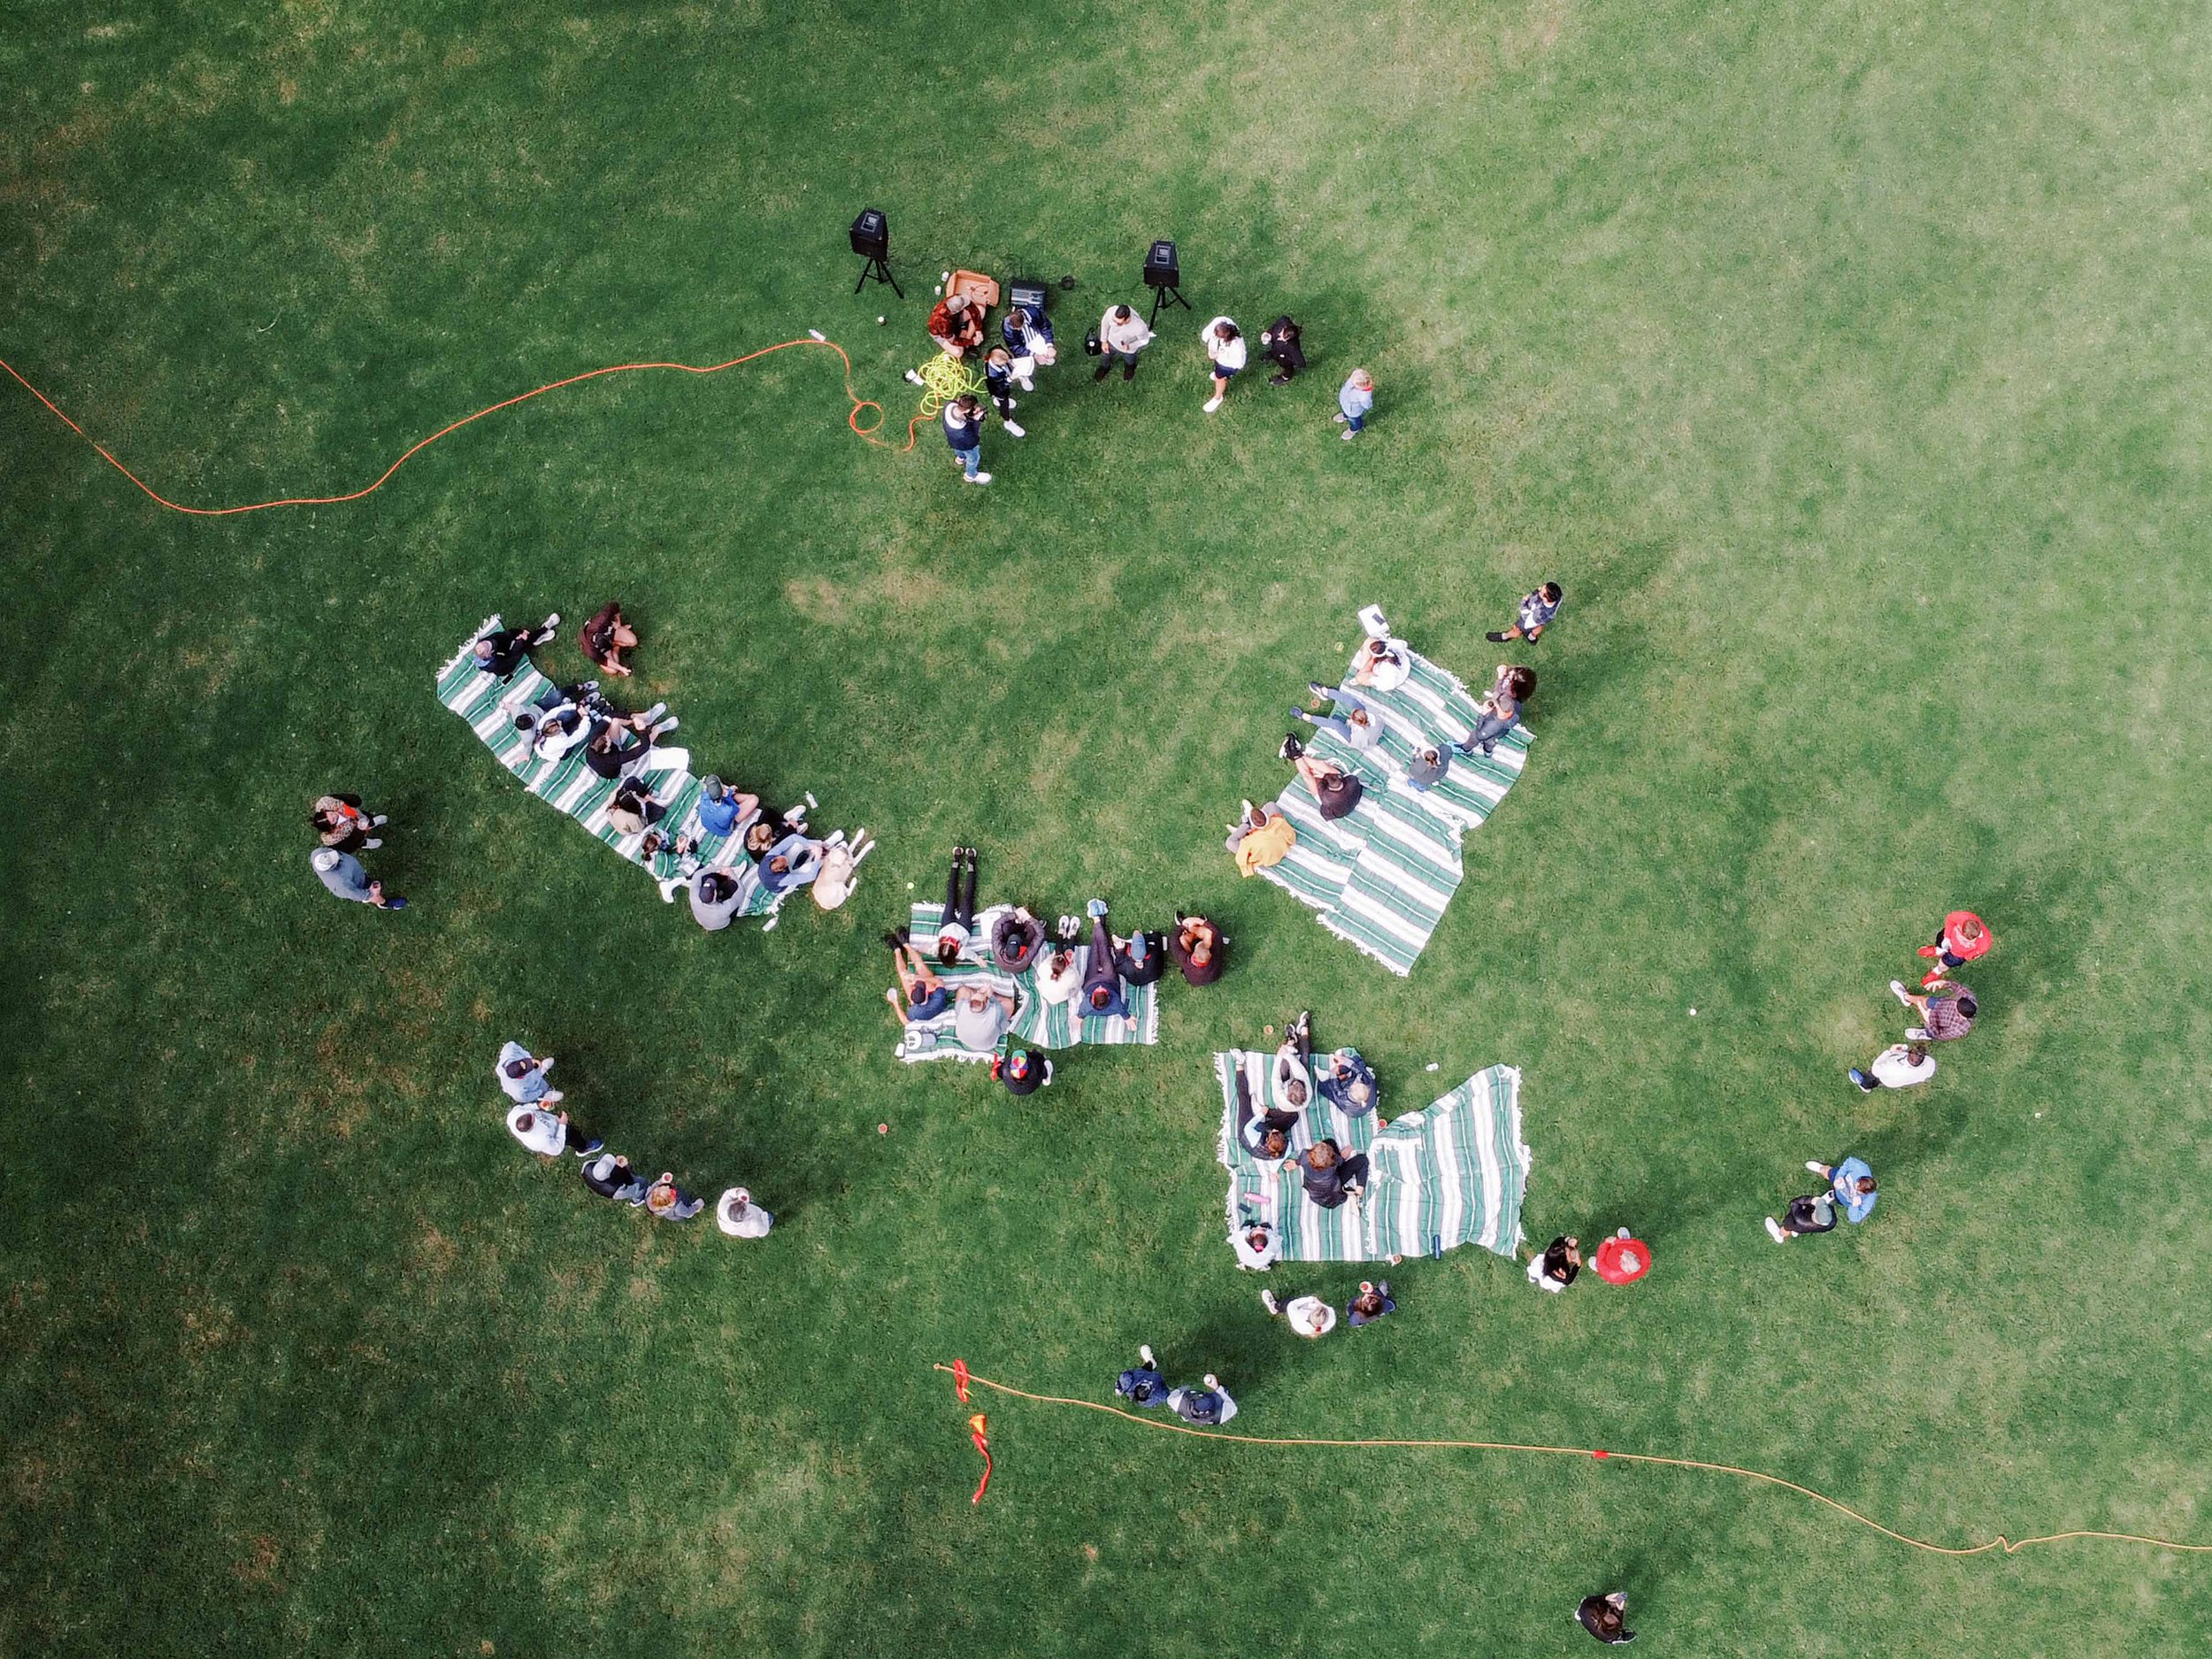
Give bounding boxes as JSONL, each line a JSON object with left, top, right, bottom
{"left": 0, "top": 335, "right": 915, "bottom": 517}
{"left": 937, "top": 1363, "right": 2212, "bottom": 1560}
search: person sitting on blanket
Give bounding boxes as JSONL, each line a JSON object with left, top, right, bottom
{"left": 934, "top": 845, "right": 981, "bottom": 964}
{"left": 1527, "top": 1233, "right": 1581, "bottom": 1292}
{"left": 1113, "top": 927, "right": 1165, "bottom": 987}
{"left": 994, "top": 1046, "right": 1053, "bottom": 1095}
{"left": 1232, "top": 1217, "right": 1280, "bottom": 1271}
{"left": 1035, "top": 945, "right": 1082, "bottom": 1007}
{"left": 1407, "top": 743, "right": 1449, "bottom": 793}
{"left": 1171, "top": 912, "right": 1225, "bottom": 985}
{"left": 1296, "top": 682, "right": 1384, "bottom": 752}
{"left": 1226, "top": 800, "right": 1296, "bottom": 876}
{"left": 1167, "top": 1373, "right": 1237, "bottom": 1425}
{"left": 695, "top": 777, "right": 759, "bottom": 841}
{"left": 1260, "top": 1289, "right": 1338, "bottom": 1338}
{"left": 992, "top": 907, "right": 1045, "bottom": 972}
{"left": 1317, "top": 1048, "right": 1379, "bottom": 1118}
{"left": 641, "top": 831, "right": 700, "bottom": 895}
{"left": 1455, "top": 665, "right": 1533, "bottom": 758}
{"left": 757, "top": 833, "right": 826, "bottom": 895}
{"left": 1079, "top": 899, "right": 1135, "bottom": 1024}
{"left": 605, "top": 777, "right": 668, "bottom": 838}
{"left": 578, "top": 601, "right": 639, "bottom": 677}
{"left": 471, "top": 612, "right": 560, "bottom": 679}
{"left": 1277, "top": 737, "right": 1364, "bottom": 820}
{"left": 1300, "top": 1139, "right": 1369, "bottom": 1210}
{"left": 689, "top": 868, "right": 748, "bottom": 933}
{"left": 1347, "top": 1279, "right": 1397, "bottom": 1325}
{"left": 1115, "top": 1343, "right": 1170, "bottom": 1409}
{"left": 739, "top": 803, "right": 812, "bottom": 861}
{"left": 584, "top": 705, "right": 679, "bottom": 780}
{"left": 1349, "top": 635, "right": 1411, "bottom": 691}
{"left": 528, "top": 698, "right": 594, "bottom": 764}
{"left": 884, "top": 939, "right": 952, "bottom": 1022}
{"left": 952, "top": 984, "right": 1016, "bottom": 1052}
{"left": 1237, "top": 1073, "right": 1302, "bottom": 1163}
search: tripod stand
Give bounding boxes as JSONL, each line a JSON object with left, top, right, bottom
{"left": 1147, "top": 282, "right": 1191, "bottom": 325}
{"left": 855, "top": 254, "right": 903, "bottom": 297}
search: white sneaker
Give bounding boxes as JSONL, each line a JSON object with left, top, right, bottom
{"left": 1340, "top": 428, "right": 1358, "bottom": 441}
{"left": 1016, "top": 376, "right": 1034, "bottom": 391}
{"left": 1764, "top": 1217, "right": 1787, "bottom": 1244}
{"left": 1002, "top": 397, "right": 1017, "bottom": 411}
{"left": 1905, "top": 1025, "right": 1930, "bottom": 1041}
{"left": 1804, "top": 1161, "right": 1826, "bottom": 1175}
{"left": 1888, "top": 979, "right": 1912, "bottom": 1005}
{"left": 541, "top": 612, "right": 561, "bottom": 631}
{"left": 966, "top": 472, "right": 992, "bottom": 485}
{"left": 904, "top": 369, "right": 926, "bottom": 387}
{"left": 1239, "top": 798, "right": 1256, "bottom": 820}
{"left": 1332, "top": 411, "right": 1348, "bottom": 423}
{"left": 363, "top": 838, "right": 382, "bottom": 849}
{"left": 1261, "top": 1290, "right": 1281, "bottom": 1315}
{"left": 1003, "top": 421, "right": 1026, "bottom": 438}
{"left": 1139, "top": 1342, "right": 1156, "bottom": 1367}
{"left": 1203, "top": 396, "right": 1224, "bottom": 413}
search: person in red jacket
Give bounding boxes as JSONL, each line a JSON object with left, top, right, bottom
{"left": 1917, "top": 910, "right": 1993, "bottom": 988}
{"left": 926, "top": 292, "right": 984, "bottom": 357}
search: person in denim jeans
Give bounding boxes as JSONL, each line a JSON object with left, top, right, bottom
{"left": 1456, "top": 665, "right": 1534, "bottom": 757}
{"left": 1334, "top": 368, "right": 1374, "bottom": 438}
{"left": 941, "top": 395, "right": 991, "bottom": 484}
{"left": 1294, "top": 682, "right": 1385, "bottom": 752}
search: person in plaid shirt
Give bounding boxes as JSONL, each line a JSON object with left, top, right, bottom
{"left": 1890, "top": 978, "right": 1977, "bottom": 1041}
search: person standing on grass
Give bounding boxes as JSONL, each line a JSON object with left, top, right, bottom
{"left": 715, "top": 1187, "right": 772, "bottom": 1238}
{"left": 1260, "top": 1288, "right": 1339, "bottom": 1337}
{"left": 1487, "top": 581, "right": 1563, "bottom": 644}
{"left": 495, "top": 1041, "right": 561, "bottom": 1105}
{"left": 1526, "top": 1233, "right": 1581, "bottom": 1292}
{"left": 1764, "top": 1155, "right": 1876, "bottom": 1243}
{"left": 1848, "top": 1041, "right": 1936, "bottom": 1093}
{"left": 994, "top": 1047, "right": 1053, "bottom": 1096}
{"left": 1002, "top": 301, "right": 1055, "bottom": 388}
{"left": 1168, "top": 1372, "right": 1238, "bottom": 1425}
{"left": 1115, "top": 1343, "right": 1171, "bottom": 1408}
{"left": 942, "top": 395, "right": 992, "bottom": 486}
{"left": 1201, "top": 316, "right": 1247, "bottom": 411}
{"left": 1094, "top": 303, "right": 1153, "bottom": 381}
{"left": 644, "top": 1172, "right": 703, "bottom": 1221}
{"left": 981, "top": 347, "right": 1028, "bottom": 438}
{"left": 506, "top": 1103, "right": 603, "bottom": 1162}
{"left": 309, "top": 793, "right": 388, "bottom": 854}
{"left": 1333, "top": 368, "right": 1374, "bottom": 439}
{"left": 1258, "top": 314, "right": 1305, "bottom": 384}
{"left": 1916, "top": 910, "right": 1993, "bottom": 988}
{"left": 309, "top": 846, "right": 405, "bottom": 910}
{"left": 1890, "top": 977, "right": 1977, "bottom": 1042}
{"left": 1346, "top": 1279, "right": 1397, "bottom": 1325}
{"left": 1577, "top": 1592, "right": 1637, "bottom": 1645}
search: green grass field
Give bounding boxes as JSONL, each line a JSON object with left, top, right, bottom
{"left": 4, "top": 0, "right": 2210, "bottom": 1652}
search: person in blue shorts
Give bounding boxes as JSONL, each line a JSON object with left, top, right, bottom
{"left": 884, "top": 940, "right": 950, "bottom": 1023}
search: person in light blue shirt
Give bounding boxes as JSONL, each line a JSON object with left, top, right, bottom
{"left": 695, "top": 777, "right": 756, "bottom": 840}
{"left": 1819, "top": 1156, "right": 1878, "bottom": 1224}
{"left": 1334, "top": 368, "right": 1375, "bottom": 439}
{"left": 1764, "top": 1154, "right": 1877, "bottom": 1242}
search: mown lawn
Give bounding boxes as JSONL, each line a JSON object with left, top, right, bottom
{"left": 3, "top": 0, "right": 2208, "bottom": 1653}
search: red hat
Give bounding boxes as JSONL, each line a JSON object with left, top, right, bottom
{"left": 1594, "top": 1233, "right": 1651, "bottom": 1285}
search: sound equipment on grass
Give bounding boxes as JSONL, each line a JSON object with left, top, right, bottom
{"left": 851, "top": 209, "right": 902, "bottom": 296}
{"left": 1142, "top": 238, "right": 1190, "bottom": 323}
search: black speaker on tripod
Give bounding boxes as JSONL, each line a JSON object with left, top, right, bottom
{"left": 851, "top": 210, "right": 902, "bottom": 296}
{"left": 1142, "top": 239, "right": 1189, "bottom": 322}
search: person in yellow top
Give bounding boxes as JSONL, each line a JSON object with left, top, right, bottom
{"left": 1225, "top": 798, "right": 1295, "bottom": 876}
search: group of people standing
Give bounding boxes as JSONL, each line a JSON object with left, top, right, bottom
{"left": 916, "top": 290, "right": 1384, "bottom": 486}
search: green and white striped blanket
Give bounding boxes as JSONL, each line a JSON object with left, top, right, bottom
{"left": 893, "top": 901, "right": 1162, "bottom": 1063}
{"left": 1260, "top": 648, "right": 1532, "bottom": 976}
{"left": 435, "top": 617, "right": 788, "bottom": 922}
{"left": 1217, "top": 1053, "right": 1528, "bottom": 1263}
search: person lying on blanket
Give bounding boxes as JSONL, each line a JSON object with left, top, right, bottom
{"left": 1079, "top": 901, "right": 1137, "bottom": 1026}
{"left": 1236, "top": 1072, "right": 1301, "bottom": 1163}
{"left": 1035, "top": 945, "right": 1081, "bottom": 1007}
{"left": 1317, "top": 1048, "right": 1379, "bottom": 1118}
{"left": 953, "top": 985, "right": 1016, "bottom": 1052}
{"left": 1226, "top": 801, "right": 1295, "bottom": 875}
{"left": 1455, "top": 665, "right": 1534, "bottom": 758}
{"left": 471, "top": 612, "right": 560, "bottom": 679}
{"left": 757, "top": 833, "right": 826, "bottom": 895}
{"left": 1295, "top": 682, "right": 1384, "bottom": 752}
{"left": 1171, "top": 913, "right": 1225, "bottom": 985}
{"left": 1349, "top": 635, "right": 1411, "bottom": 691}
{"left": 1299, "top": 1138, "right": 1370, "bottom": 1210}
{"left": 933, "top": 846, "right": 981, "bottom": 963}
{"left": 884, "top": 940, "right": 951, "bottom": 1022}
{"left": 1277, "top": 738, "right": 1364, "bottom": 820}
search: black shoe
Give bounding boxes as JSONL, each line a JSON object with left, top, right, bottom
{"left": 1269, "top": 372, "right": 1292, "bottom": 386}
{"left": 1486, "top": 630, "right": 1509, "bottom": 642}
{"left": 1094, "top": 363, "right": 1112, "bottom": 381}
{"left": 882, "top": 930, "right": 908, "bottom": 951}
{"left": 1279, "top": 733, "right": 1304, "bottom": 761}
{"left": 1121, "top": 363, "right": 1136, "bottom": 381}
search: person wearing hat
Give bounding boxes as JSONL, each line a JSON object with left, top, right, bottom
{"left": 644, "top": 1172, "right": 703, "bottom": 1221}
{"left": 506, "top": 1103, "right": 603, "bottom": 1161}
{"left": 991, "top": 907, "right": 1045, "bottom": 972}
{"left": 1168, "top": 1373, "right": 1238, "bottom": 1425}
{"left": 1577, "top": 1591, "right": 1637, "bottom": 1645}
{"left": 1593, "top": 1230, "right": 1651, "bottom": 1285}
{"left": 1170, "top": 913, "right": 1225, "bottom": 986}
{"left": 468, "top": 612, "right": 561, "bottom": 679}
{"left": 688, "top": 866, "right": 748, "bottom": 932}
{"left": 1526, "top": 1233, "right": 1581, "bottom": 1292}
{"left": 1317, "top": 1048, "right": 1379, "bottom": 1118}
{"left": 695, "top": 777, "right": 757, "bottom": 841}
{"left": 582, "top": 1152, "right": 649, "bottom": 1206}
{"left": 995, "top": 1047, "right": 1053, "bottom": 1096}
{"left": 1112, "top": 926, "right": 1165, "bottom": 988}
{"left": 310, "top": 847, "right": 404, "bottom": 910}
{"left": 494, "top": 1041, "right": 560, "bottom": 1105}
{"left": 1230, "top": 1217, "right": 1279, "bottom": 1271}
{"left": 715, "top": 1187, "right": 772, "bottom": 1238}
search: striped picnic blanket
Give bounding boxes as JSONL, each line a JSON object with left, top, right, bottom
{"left": 435, "top": 617, "right": 808, "bottom": 923}
{"left": 893, "top": 901, "right": 1162, "bottom": 1063}
{"left": 1259, "top": 647, "right": 1532, "bottom": 976}
{"left": 1217, "top": 1054, "right": 1529, "bottom": 1263}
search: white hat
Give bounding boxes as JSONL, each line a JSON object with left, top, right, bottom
{"left": 311, "top": 848, "right": 341, "bottom": 872}
{"left": 588, "top": 1153, "right": 618, "bottom": 1181}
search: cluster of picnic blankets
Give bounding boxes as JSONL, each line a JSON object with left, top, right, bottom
{"left": 435, "top": 616, "right": 856, "bottom": 928}
{"left": 1259, "top": 643, "right": 1533, "bottom": 976}
{"left": 1216, "top": 1048, "right": 1530, "bottom": 1263}
{"left": 893, "top": 900, "right": 1162, "bottom": 1062}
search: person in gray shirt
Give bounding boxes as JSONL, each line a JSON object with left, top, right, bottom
{"left": 310, "top": 847, "right": 405, "bottom": 910}
{"left": 953, "top": 985, "right": 1015, "bottom": 1052}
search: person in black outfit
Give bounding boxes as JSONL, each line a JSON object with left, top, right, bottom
{"left": 934, "top": 845, "right": 980, "bottom": 964}
{"left": 992, "top": 908, "right": 1045, "bottom": 972}
{"left": 995, "top": 1047, "right": 1053, "bottom": 1096}
{"left": 581, "top": 704, "right": 675, "bottom": 781}
{"left": 470, "top": 613, "right": 561, "bottom": 679}
{"left": 1170, "top": 913, "right": 1225, "bottom": 985}
{"left": 1258, "top": 315, "right": 1305, "bottom": 385}
{"left": 1576, "top": 1592, "right": 1636, "bottom": 1645}
{"left": 1113, "top": 928, "right": 1165, "bottom": 987}
{"left": 1235, "top": 1072, "right": 1301, "bottom": 1161}
{"left": 1299, "top": 1138, "right": 1369, "bottom": 1210}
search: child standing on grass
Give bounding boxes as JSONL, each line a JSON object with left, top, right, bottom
{"left": 1201, "top": 316, "right": 1246, "bottom": 412}
{"left": 1334, "top": 368, "right": 1374, "bottom": 439}
{"left": 981, "top": 347, "right": 1027, "bottom": 438}
{"left": 1916, "top": 910, "right": 1993, "bottom": 988}
{"left": 942, "top": 395, "right": 991, "bottom": 485}
{"left": 1487, "top": 582, "right": 1563, "bottom": 644}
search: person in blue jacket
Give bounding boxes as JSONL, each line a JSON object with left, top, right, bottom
{"left": 1764, "top": 1154, "right": 1877, "bottom": 1243}
{"left": 1002, "top": 303, "right": 1054, "bottom": 389}
{"left": 1115, "top": 1344, "right": 1170, "bottom": 1409}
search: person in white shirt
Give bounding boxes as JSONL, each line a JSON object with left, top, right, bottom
{"left": 715, "top": 1187, "right": 773, "bottom": 1238}
{"left": 1261, "top": 1289, "right": 1339, "bottom": 1338}
{"left": 1035, "top": 946, "right": 1082, "bottom": 1007}
{"left": 1848, "top": 1042, "right": 1936, "bottom": 1092}
{"left": 506, "top": 1103, "right": 602, "bottom": 1160}
{"left": 1201, "top": 316, "right": 1247, "bottom": 412}
{"left": 1094, "top": 304, "right": 1153, "bottom": 382}
{"left": 1231, "top": 1219, "right": 1280, "bottom": 1271}
{"left": 495, "top": 1041, "right": 560, "bottom": 1104}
